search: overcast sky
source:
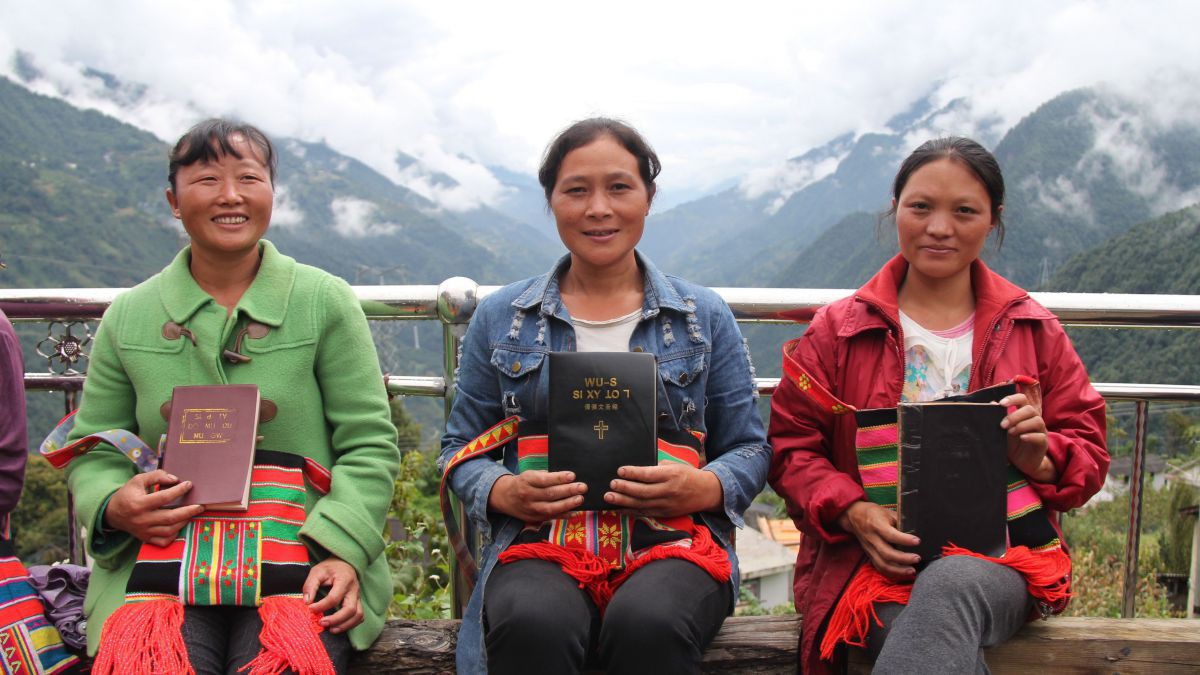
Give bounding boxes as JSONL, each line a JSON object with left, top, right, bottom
{"left": 2, "top": 1, "right": 1198, "bottom": 211}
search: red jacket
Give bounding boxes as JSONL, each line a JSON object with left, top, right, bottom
{"left": 767, "top": 255, "right": 1109, "bottom": 674}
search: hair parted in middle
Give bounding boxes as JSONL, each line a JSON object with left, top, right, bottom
{"left": 537, "top": 117, "right": 661, "bottom": 205}
{"left": 885, "top": 136, "right": 1006, "bottom": 247}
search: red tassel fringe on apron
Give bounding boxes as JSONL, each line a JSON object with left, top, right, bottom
{"left": 498, "top": 524, "right": 732, "bottom": 613}
{"left": 819, "top": 545, "right": 1072, "bottom": 660}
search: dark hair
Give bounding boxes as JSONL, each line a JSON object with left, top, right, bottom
{"left": 537, "top": 117, "right": 661, "bottom": 204}
{"left": 886, "top": 136, "right": 1006, "bottom": 247}
{"left": 168, "top": 118, "right": 277, "bottom": 191}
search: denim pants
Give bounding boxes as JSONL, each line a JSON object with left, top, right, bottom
{"left": 181, "top": 605, "right": 352, "bottom": 675}
{"left": 484, "top": 557, "right": 732, "bottom": 675}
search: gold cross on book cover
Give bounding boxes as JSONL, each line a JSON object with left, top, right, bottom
{"left": 548, "top": 352, "right": 657, "bottom": 511}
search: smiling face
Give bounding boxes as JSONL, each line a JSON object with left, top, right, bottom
{"left": 549, "top": 134, "right": 650, "bottom": 272}
{"left": 895, "top": 157, "right": 998, "bottom": 286}
{"left": 165, "top": 134, "right": 273, "bottom": 260}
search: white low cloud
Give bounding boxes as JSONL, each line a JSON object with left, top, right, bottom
{"left": 1022, "top": 174, "right": 1095, "bottom": 224}
{"left": 330, "top": 197, "right": 399, "bottom": 238}
{"left": 271, "top": 184, "right": 304, "bottom": 229}
{"left": 2, "top": 0, "right": 1200, "bottom": 206}
{"left": 740, "top": 153, "right": 844, "bottom": 215}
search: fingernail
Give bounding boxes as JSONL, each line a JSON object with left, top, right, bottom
{"left": 999, "top": 397, "right": 1010, "bottom": 406}
{"left": 167, "top": 474, "right": 178, "bottom": 481}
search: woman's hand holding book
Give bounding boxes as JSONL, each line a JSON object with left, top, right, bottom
{"left": 103, "top": 470, "right": 206, "bottom": 547}
{"left": 603, "top": 462, "right": 723, "bottom": 518}
{"left": 488, "top": 471, "right": 587, "bottom": 522}
{"left": 1000, "top": 393, "right": 1057, "bottom": 483}
{"left": 837, "top": 501, "right": 920, "bottom": 579}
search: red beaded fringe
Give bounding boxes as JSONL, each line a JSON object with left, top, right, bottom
{"left": 498, "top": 525, "right": 731, "bottom": 613}
{"left": 240, "top": 597, "right": 335, "bottom": 675}
{"left": 92, "top": 599, "right": 193, "bottom": 675}
{"left": 819, "top": 545, "right": 1072, "bottom": 661}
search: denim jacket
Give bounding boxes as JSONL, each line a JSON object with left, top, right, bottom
{"left": 440, "top": 252, "right": 771, "bottom": 673}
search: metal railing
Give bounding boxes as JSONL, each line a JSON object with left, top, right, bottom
{"left": 5, "top": 282, "right": 1200, "bottom": 618}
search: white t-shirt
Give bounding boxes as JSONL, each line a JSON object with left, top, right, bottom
{"left": 572, "top": 308, "right": 642, "bottom": 352}
{"left": 899, "top": 310, "right": 974, "bottom": 403}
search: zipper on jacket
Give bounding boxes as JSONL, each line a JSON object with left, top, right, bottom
{"left": 859, "top": 297, "right": 906, "bottom": 405}
{"left": 974, "top": 297, "right": 1023, "bottom": 390}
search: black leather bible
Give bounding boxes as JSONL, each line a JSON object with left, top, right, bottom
{"left": 548, "top": 351, "right": 658, "bottom": 511}
{"left": 898, "top": 382, "right": 1016, "bottom": 563}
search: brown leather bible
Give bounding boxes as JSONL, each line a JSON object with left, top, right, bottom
{"left": 160, "top": 384, "right": 260, "bottom": 511}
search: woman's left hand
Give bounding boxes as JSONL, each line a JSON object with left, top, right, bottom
{"left": 1000, "top": 393, "right": 1057, "bottom": 483}
{"left": 303, "top": 556, "right": 363, "bottom": 634}
{"left": 604, "top": 462, "right": 723, "bottom": 518}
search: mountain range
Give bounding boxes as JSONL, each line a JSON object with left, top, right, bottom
{"left": 3, "top": 64, "right": 1200, "bottom": 439}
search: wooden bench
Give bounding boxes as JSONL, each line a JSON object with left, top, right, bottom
{"left": 351, "top": 615, "right": 1200, "bottom": 673}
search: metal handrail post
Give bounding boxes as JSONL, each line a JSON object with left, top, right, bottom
{"left": 436, "top": 277, "right": 480, "bottom": 619}
{"left": 1121, "top": 400, "right": 1150, "bottom": 618}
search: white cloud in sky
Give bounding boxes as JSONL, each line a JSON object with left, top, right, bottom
{"left": 271, "top": 184, "right": 304, "bottom": 229}
{"left": 2, "top": 0, "right": 1199, "bottom": 211}
{"left": 330, "top": 197, "right": 399, "bottom": 237}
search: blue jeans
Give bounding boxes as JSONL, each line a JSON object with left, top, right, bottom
{"left": 181, "top": 606, "right": 352, "bottom": 675}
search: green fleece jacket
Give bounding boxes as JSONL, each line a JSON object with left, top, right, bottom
{"left": 66, "top": 240, "right": 400, "bottom": 654}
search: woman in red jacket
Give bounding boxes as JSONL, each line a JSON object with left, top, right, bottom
{"left": 768, "top": 137, "right": 1109, "bottom": 674}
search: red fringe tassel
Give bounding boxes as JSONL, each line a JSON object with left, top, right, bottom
{"left": 92, "top": 599, "right": 194, "bottom": 675}
{"left": 499, "top": 526, "right": 731, "bottom": 614}
{"left": 941, "top": 544, "right": 1072, "bottom": 609}
{"left": 500, "top": 542, "right": 614, "bottom": 610}
{"left": 610, "top": 525, "right": 732, "bottom": 597}
{"left": 820, "top": 545, "right": 1073, "bottom": 661}
{"left": 818, "top": 564, "right": 911, "bottom": 660}
{"left": 239, "top": 597, "right": 335, "bottom": 675}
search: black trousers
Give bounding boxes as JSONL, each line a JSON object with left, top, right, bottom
{"left": 484, "top": 557, "right": 732, "bottom": 675}
{"left": 181, "top": 605, "right": 352, "bottom": 675}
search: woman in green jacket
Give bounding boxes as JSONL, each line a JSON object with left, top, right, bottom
{"left": 62, "top": 119, "right": 400, "bottom": 674}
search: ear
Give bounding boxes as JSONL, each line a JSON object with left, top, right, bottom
{"left": 993, "top": 204, "right": 1003, "bottom": 231}
{"left": 165, "top": 188, "right": 182, "bottom": 219}
{"left": 891, "top": 197, "right": 897, "bottom": 211}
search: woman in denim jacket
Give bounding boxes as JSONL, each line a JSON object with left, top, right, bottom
{"left": 440, "top": 118, "right": 770, "bottom": 674}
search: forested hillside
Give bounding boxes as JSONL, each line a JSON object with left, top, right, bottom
{"left": 1051, "top": 204, "right": 1200, "bottom": 385}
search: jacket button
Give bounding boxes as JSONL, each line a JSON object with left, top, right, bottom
{"left": 511, "top": 362, "right": 521, "bottom": 373}
{"left": 679, "top": 372, "right": 689, "bottom": 384}
{"left": 632, "top": 346, "right": 644, "bottom": 352}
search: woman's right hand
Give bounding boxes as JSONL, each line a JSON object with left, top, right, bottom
{"left": 837, "top": 500, "right": 921, "bottom": 579}
{"left": 104, "top": 470, "right": 205, "bottom": 546}
{"left": 487, "top": 471, "right": 586, "bottom": 522}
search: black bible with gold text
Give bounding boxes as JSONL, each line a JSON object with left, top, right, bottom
{"left": 548, "top": 351, "right": 658, "bottom": 511}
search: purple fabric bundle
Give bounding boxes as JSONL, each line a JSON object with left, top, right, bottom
{"left": 27, "top": 563, "right": 90, "bottom": 650}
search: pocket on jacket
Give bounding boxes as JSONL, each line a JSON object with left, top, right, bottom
{"left": 657, "top": 350, "right": 707, "bottom": 428}
{"left": 490, "top": 348, "right": 546, "bottom": 380}
{"left": 490, "top": 348, "right": 546, "bottom": 417}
